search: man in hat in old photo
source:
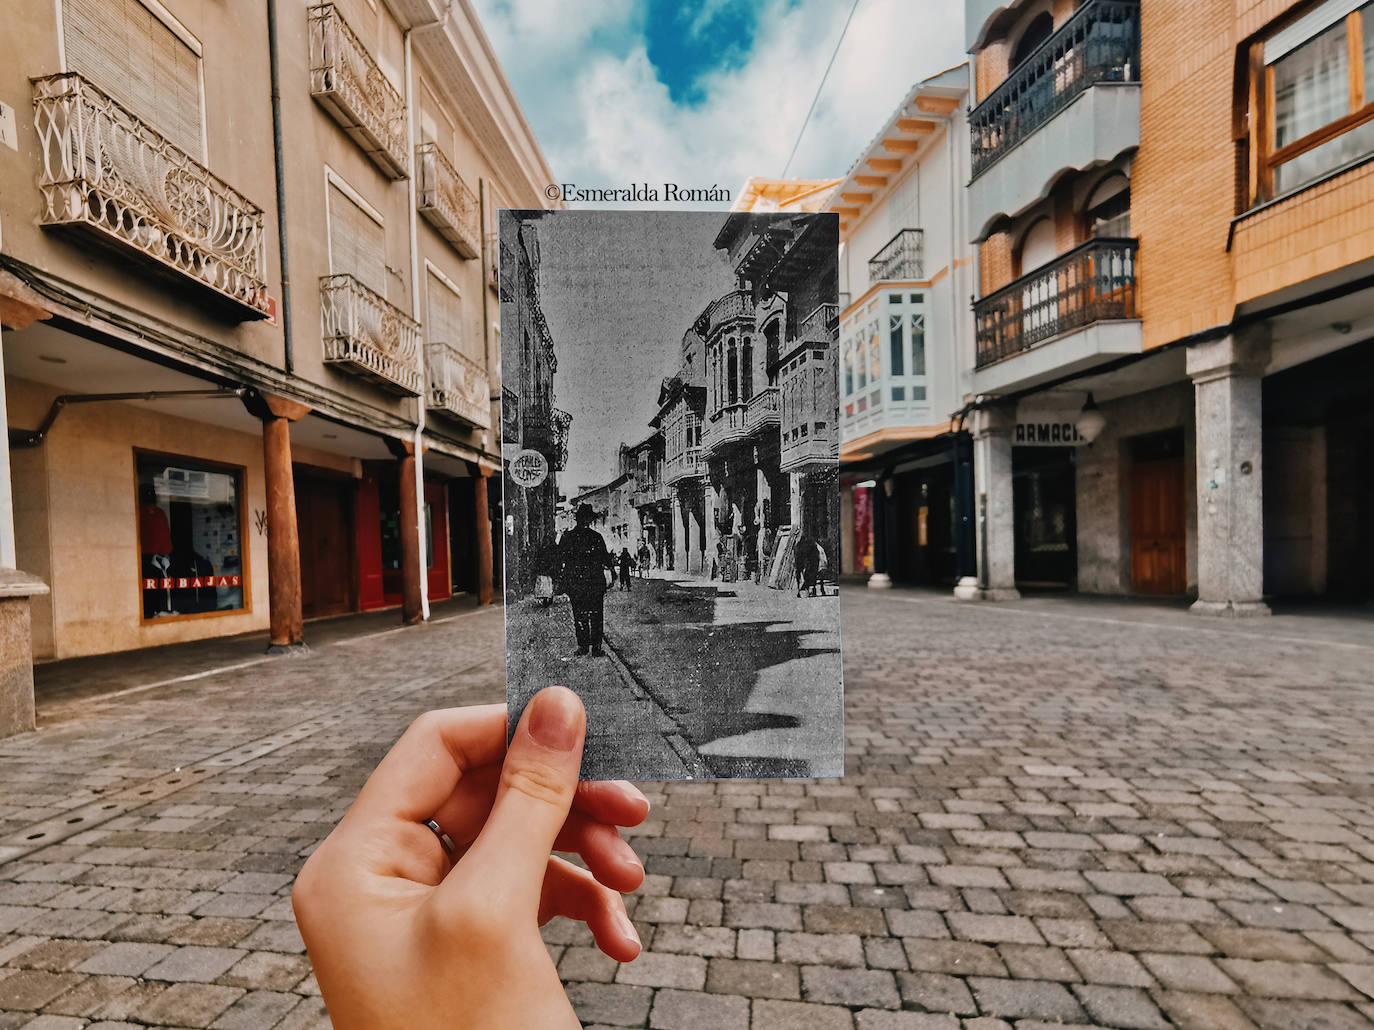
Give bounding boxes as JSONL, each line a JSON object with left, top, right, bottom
{"left": 557, "top": 502, "right": 614, "bottom": 656}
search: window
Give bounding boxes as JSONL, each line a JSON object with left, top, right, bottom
{"left": 137, "top": 454, "right": 245, "bottom": 619}
{"left": 426, "top": 271, "right": 465, "bottom": 354}
{"left": 63, "top": 0, "right": 203, "bottom": 156}
{"left": 329, "top": 181, "right": 387, "bottom": 296}
{"left": 909, "top": 313, "right": 927, "bottom": 376}
{"left": 1258, "top": 0, "right": 1374, "bottom": 197}
{"left": 889, "top": 314, "right": 904, "bottom": 376}
{"left": 1087, "top": 175, "right": 1131, "bottom": 237}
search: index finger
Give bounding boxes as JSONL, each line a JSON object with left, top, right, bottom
{"left": 350, "top": 704, "right": 508, "bottom": 823}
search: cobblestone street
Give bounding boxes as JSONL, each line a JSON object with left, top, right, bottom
{"left": 3, "top": 590, "right": 1374, "bottom": 1028}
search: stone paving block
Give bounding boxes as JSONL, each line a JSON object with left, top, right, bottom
{"left": 967, "top": 976, "right": 1086, "bottom": 1022}
{"left": 854, "top": 1013, "right": 959, "bottom": 1030}
{"left": 863, "top": 936, "right": 908, "bottom": 970}
{"left": 1201, "top": 926, "right": 1333, "bottom": 961}
{"left": 805, "top": 905, "right": 887, "bottom": 935}
{"left": 1216, "top": 958, "right": 1363, "bottom": 1000}
{"left": 1332, "top": 962, "right": 1374, "bottom": 1000}
{"left": 997, "top": 943, "right": 1081, "bottom": 982}
{"left": 215, "top": 950, "right": 310, "bottom": 991}
{"left": 1235, "top": 997, "right": 1372, "bottom": 1030}
{"left": 893, "top": 971, "right": 976, "bottom": 1014}
{"left": 39, "top": 974, "right": 137, "bottom": 1018}
{"left": 723, "top": 902, "right": 801, "bottom": 931}
{"left": 737, "top": 928, "right": 774, "bottom": 961}
{"left": 750, "top": 998, "right": 854, "bottom": 1030}
{"left": 1138, "top": 952, "right": 1238, "bottom": 993}
{"left": 1151, "top": 990, "right": 1259, "bottom": 1030}
{"left": 614, "top": 952, "right": 706, "bottom": 991}
{"left": 141, "top": 946, "right": 245, "bottom": 984}
{"left": 706, "top": 958, "right": 800, "bottom": 1000}
{"left": 800, "top": 966, "right": 900, "bottom": 1009}
{"left": 651, "top": 925, "right": 735, "bottom": 958}
{"left": 648, "top": 988, "right": 749, "bottom": 1030}
{"left": 776, "top": 932, "right": 863, "bottom": 967}
{"left": 134, "top": 981, "right": 243, "bottom": 1027}
{"left": 1084, "top": 872, "right": 1180, "bottom": 897}
{"left": 946, "top": 913, "right": 1043, "bottom": 946}
{"left": 567, "top": 983, "right": 653, "bottom": 1028}
{"left": 558, "top": 946, "right": 620, "bottom": 983}
{"left": 903, "top": 939, "right": 1008, "bottom": 977}
{"left": 208, "top": 989, "right": 298, "bottom": 1029}
{"left": 0, "top": 971, "right": 84, "bottom": 1011}
{"left": 76, "top": 942, "right": 177, "bottom": 977}
{"left": 1072, "top": 984, "right": 1171, "bottom": 1029}
{"left": 16, "top": 1017, "right": 86, "bottom": 1030}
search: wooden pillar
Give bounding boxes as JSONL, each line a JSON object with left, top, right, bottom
{"left": 398, "top": 443, "right": 423, "bottom": 624}
{"left": 474, "top": 470, "right": 494, "bottom": 605}
{"left": 252, "top": 393, "right": 310, "bottom": 648}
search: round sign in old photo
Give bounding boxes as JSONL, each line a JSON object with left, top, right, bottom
{"left": 508, "top": 448, "right": 549, "bottom": 488}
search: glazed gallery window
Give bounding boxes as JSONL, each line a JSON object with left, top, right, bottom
{"left": 137, "top": 455, "right": 245, "bottom": 619}
{"left": 1262, "top": 0, "right": 1374, "bottom": 196}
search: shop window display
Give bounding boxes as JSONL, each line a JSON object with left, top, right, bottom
{"left": 137, "top": 455, "right": 245, "bottom": 618}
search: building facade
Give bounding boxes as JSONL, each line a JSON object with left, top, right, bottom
{"left": 820, "top": 65, "right": 979, "bottom": 590}
{"left": 651, "top": 323, "right": 708, "bottom": 575}
{"left": 964, "top": 0, "right": 1374, "bottom": 610}
{"left": 0, "top": 0, "right": 557, "bottom": 730}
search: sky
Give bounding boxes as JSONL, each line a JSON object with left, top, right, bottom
{"left": 469, "top": 0, "right": 966, "bottom": 208}
{"left": 531, "top": 212, "right": 737, "bottom": 494}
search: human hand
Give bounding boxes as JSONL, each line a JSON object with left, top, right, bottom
{"left": 292, "top": 686, "right": 648, "bottom": 1029}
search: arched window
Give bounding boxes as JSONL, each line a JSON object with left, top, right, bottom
{"left": 1012, "top": 11, "right": 1053, "bottom": 68}
{"left": 727, "top": 339, "right": 738, "bottom": 405}
{"left": 1087, "top": 174, "right": 1131, "bottom": 238}
{"left": 1017, "top": 217, "right": 1059, "bottom": 337}
{"left": 764, "top": 319, "right": 781, "bottom": 371}
{"left": 1016, "top": 217, "right": 1058, "bottom": 278}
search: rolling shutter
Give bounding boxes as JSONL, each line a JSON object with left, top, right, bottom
{"left": 426, "top": 271, "right": 463, "bottom": 349}
{"left": 328, "top": 183, "right": 387, "bottom": 297}
{"left": 64, "top": 0, "right": 203, "bottom": 157}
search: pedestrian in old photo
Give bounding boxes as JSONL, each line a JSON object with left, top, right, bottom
{"left": 617, "top": 547, "right": 634, "bottom": 591}
{"left": 637, "top": 539, "right": 651, "bottom": 580}
{"left": 796, "top": 531, "right": 822, "bottom": 598}
{"left": 557, "top": 503, "right": 612, "bottom": 657}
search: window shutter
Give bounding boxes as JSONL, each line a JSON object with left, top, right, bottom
{"left": 64, "top": 0, "right": 203, "bottom": 156}
{"left": 1266, "top": 0, "right": 1366, "bottom": 62}
{"left": 329, "top": 184, "right": 387, "bottom": 296}
{"left": 426, "top": 272, "right": 464, "bottom": 350}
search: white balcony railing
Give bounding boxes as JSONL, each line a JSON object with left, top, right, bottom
{"left": 746, "top": 386, "right": 779, "bottom": 433}
{"left": 321, "top": 273, "right": 421, "bottom": 394}
{"left": 416, "top": 143, "right": 480, "bottom": 259}
{"left": 31, "top": 73, "right": 269, "bottom": 319}
{"left": 309, "top": 3, "right": 408, "bottom": 179}
{"left": 427, "top": 342, "right": 490, "bottom": 429}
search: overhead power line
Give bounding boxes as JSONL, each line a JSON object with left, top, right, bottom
{"left": 780, "top": 0, "right": 863, "bottom": 179}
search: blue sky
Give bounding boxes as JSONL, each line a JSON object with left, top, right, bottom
{"left": 469, "top": 0, "right": 966, "bottom": 207}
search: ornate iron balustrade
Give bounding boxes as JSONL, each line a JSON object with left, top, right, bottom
{"left": 974, "top": 236, "right": 1138, "bottom": 368}
{"left": 416, "top": 143, "right": 480, "bottom": 259}
{"left": 707, "top": 290, "right": 753, "bottom": 333}
{"left": 800, "top": 302, "right": 839, "bottom": 342}
{"left": 746, "top": 386, "right": 779, "bottom": 434}
{"left": 320, "top": 273, "right": 421, "bottom": 394}
{"left": 522, "top": 405, "right": 571, "bottom": 468}
{"left": 309, "top": 3, "right": 408, "bottom": 179}
{"left": 502, "top": 386, "right": 518, "bottom": 441}
{"left": 426, "top": 342, "right": 490, "bottom": 429}
{"left": 552, "top": 407, "right": 571, "bottom": 471}
{"left": 970, "top": 0, "right": 1139, "bottom": 178}
{"left": 868, "top": 229, "right": 924, "bottom": 284}
{"left": 664, "top": 446, "right": 704, "bottom": 484}
{"left": 31, "top": 73, "right": 269, "bottom": 320}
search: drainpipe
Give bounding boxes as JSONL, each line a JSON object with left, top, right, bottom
{"left": 266, "top": 0, "right": 294, "bottom": 374}
{"left": 404, "top": 5, "right": 452, "bottom": 621}
{"left": 0, "top": 322, "right": 13, "bottom": 569}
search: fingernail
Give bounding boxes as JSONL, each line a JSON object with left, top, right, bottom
{"left": 528, "top": 686, "right": 583, "bottom": 751}
{"left": 616, "top": 909, "right": 640, "bottom": 946}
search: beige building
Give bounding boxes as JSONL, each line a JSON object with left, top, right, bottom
{"left": 0, "top": 0, "right": 557, "bottom": 733}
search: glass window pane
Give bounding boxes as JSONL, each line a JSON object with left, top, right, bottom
{"left": 1273, "top": 20, "right": 1349, "bottom": 149}
{"left": 910, "top": 314, "right": 927, "bottom": 376}
{"left": 868, "top": 322, "right": 881, "bottom": 382}
{"left": 137, "top": 456, "right": 244, "bottom": 618}
{"left": 889, "top": 314, "right": 904, "bottom": 376}
{"left": 1366, "top": 3, "right": 1374, "bottom": 98}
{"left": 911, "top": 385, "right": 927, "bottom": 401}
{"left": 892, "top": 386, "right": 906, "bottom": 401}
{"left": 909, "top": 293, "right": 924, "bottom": 303}
{"left": 1275, "top": 116, "right": 1374, "bottom": 191}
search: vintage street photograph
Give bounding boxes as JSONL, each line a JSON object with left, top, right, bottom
{"left": 500, "top": 210, "right": 844, "bottom": 780}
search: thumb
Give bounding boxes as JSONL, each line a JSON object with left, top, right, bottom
{"left": 454, "top": 686, "right": 586, "bottom": 914}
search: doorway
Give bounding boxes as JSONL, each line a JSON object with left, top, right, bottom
{"left": 296, "top": 470, "right": 356, "bottom": 618}
{"left": 1129, "top": 431, "right": 1187, "bottom": 595}
{"left": 1013, "top": 446, "right": 1077, "bottom": 589}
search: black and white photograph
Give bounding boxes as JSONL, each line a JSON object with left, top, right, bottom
{"left": 500, "top": 210, "right": 844, "bottom": 780}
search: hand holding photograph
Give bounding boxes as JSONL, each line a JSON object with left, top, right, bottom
{"left": 500, "top": 210, "right": 844, "bottom": 780}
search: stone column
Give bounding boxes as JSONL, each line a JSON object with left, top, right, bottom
{"left": 0, "top": 571, "right": 47, "bottom": 739}
{"left": 961, "top": 405, "right": 1020, "bottom": 601}
{"left": 397, "top": 443, "right": 424, "bottom": 624}
{"left": 473, "top": 470, "right": 494, "bottom": 606}
{"left": 1187, "top": 329, "right": 1271, "bottom": 616}
{"left": 869, "top": 482, "right": 891, "bottom": 588}
{"left": 246, "top": 393, "right": 309, "bottom": 650}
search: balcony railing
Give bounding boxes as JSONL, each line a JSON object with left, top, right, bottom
{"left": 552, "top": 407, "right": 571, "bottom": 471}
{"left": 502, "top": 386, "right": 518, "bottom": 441}
{"left": 800, "top": 302, "right": 839, "bottom": 342}
{"left": 31, "top": 73, "right": 269, "bottom": 320}
{"left": 703, "top": 403, "right": 747, "bottom": 455}
{"left": 868, "top": 229, "right": 924, "bottom": 284}
{"left": 523, "top": 406, "right": 571, "bottom": 469}
{"left": 321, "top": 273, "right": 421, "bottom": 394}
{"left": 779, "top": 344, "right": 837, "bottom": 473}
{"left": 309, "top": 3, "right": 408, "bottom": 179}
{"left": 427, "top": 342, "right": 490, "bottom": 429}
{"left": 707, "top": 290, "right": 754, "bottom": 333}
{"left": 974, "top": 236, "right": 1138, "bottom": 368}
{"left": 746, "top": 386, "right": 779, "bottom": 434}
{"left": 416, "top": 143, "right": 480, "bottom": 259}
{"left": 970, "top": 0, "right": 1139, "bottom": 178}
{"left": 489, "top": 232, "right": 503, "bottom": 295}
{"left": 664, "top": 446, "right": 704, "bottom": 484}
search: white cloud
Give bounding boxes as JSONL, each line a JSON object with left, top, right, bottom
{"left": 471, "top": 0, "right": 965, "bottom": 208}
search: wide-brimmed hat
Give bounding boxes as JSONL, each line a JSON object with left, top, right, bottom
{"left": 575, "top": 502, "right": 597, "bottom": 523}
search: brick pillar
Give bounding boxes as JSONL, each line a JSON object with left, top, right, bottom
{"left": 249, "top": 393, "right": 309, "bottom": 649}
{"left": 474, "top": 470, "right": 494, "bottom": 606}
{"left": 1187, "top": 329, "right": 1271, "bottom": 616}
{"left": 398, "top": 444, "right": 423, "bottom": 624}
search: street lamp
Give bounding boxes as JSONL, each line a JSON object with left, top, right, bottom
{"left": 1077, "top": 393, "right": 1107, "bottom": 444}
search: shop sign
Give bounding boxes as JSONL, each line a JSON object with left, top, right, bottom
{"left": 1014, "top": 421, "right": 1087, "bottom": 447}
{"left": 509, "top": 448, "right": 549, "bottom": 488}
{"left": 143, "top": 575, "right": 242, "bottom": 590}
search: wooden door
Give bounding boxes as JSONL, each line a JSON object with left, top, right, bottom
{"left": 297, "top": 475, "right": 355, "bottom": 618}
{"left": 1130, "top": 457, "right": 1186, "bottom": 595}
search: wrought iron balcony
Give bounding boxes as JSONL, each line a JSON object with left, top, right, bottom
{"left": 31, "top": 73, "right": 269, "bottom": 320}
{"left": 974, "top": 236, "right": 1138, "bottom": 368}
{"left": 970, "top": 0, "right": 1139, "bottom": 178}
{"left": 664, "top": 445, "right": 704, "bottom": 485}
{"left": 309, "top": 3, "right": 408, "bottom": 180}
{"left": 746, "top": 386, "right": 779, "bottom": 434}
{"left": 707, "top": 290, "right": 754, "bottom": 334}
{"left": 868, "top": 229, "right": 924, "bottom": 284}
{"left": 416, "top": 143, "right": 480, "bottom": 259}
{"left": 502, "top": 386, "right": 519, "bottom": 441}
{"left": 427, "top": 342, "right": 490, "bottom": 429}
{"left": 799, "top": 302, "right": 839, "bottom": 343}
{"left": 320, "top": 273, "right": 421, "bottom": 394}
{"left": 523, "top": 406, "right": 571, "bottom": 469}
